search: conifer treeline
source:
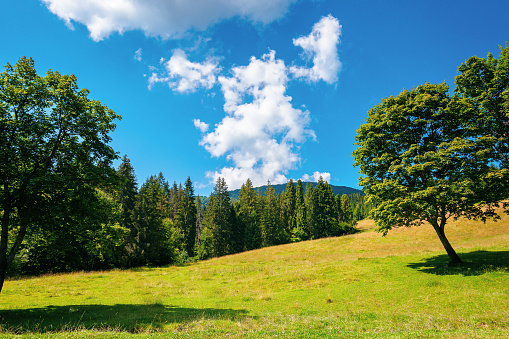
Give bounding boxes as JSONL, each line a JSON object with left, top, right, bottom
{"left": 11, "top": 156, "right": 368, "bottom": 275}
{"left": 116, "top": 156, "right": 363, "bottom": 262}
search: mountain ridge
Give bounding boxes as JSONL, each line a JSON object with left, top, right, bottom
{"left": 228, "top": 182, "right": 363, "bottom": 200}
{"left": 199, "top": 182, "right": 363, "bottom": 204}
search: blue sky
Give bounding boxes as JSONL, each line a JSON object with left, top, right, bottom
{"left": 2, "top": 0, "right": 509, "bottom": 195}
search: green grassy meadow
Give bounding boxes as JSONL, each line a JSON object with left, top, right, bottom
{"left": 1, "top": 213, "right": 508, "bottom": 338}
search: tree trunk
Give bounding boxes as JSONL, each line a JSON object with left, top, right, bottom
{"left": 431, "top": 221, "right": 463, "bottom": 264}
{"left": 0, "top": 198, "right": 11, "bottom": 294}
{"left": 0, "top": 267, "right": 6, "bottom": 294}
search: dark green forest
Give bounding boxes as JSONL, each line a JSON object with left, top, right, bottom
{"left": 9, "top": 155, "right": 369, "bottom": 277}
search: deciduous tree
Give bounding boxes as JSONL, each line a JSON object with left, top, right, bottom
{"left": 354, "top": 82, "right": 500, "bottom": 264}
{"left": 0, "top": 57, "right": 120, "bottom": 292}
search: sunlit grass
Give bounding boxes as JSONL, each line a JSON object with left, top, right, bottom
{"left": 1, "top": 211, "right": 508, "bottom": 338}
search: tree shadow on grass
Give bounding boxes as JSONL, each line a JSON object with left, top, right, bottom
{"left": 407, "top": 250, "right": 509, "bottom": 276}
{"left": 0, "top": 303, "right": 249, "bottom": 334}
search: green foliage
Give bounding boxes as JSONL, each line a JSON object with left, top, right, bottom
{"left": 174, "top": 177, "right": 197, "bottom": 256}
{"left": 280, "top": 179, "right": 296, "bottom": 240}
{"left": 134, "top": 174, "right": 173, "bottom": 266}
{"left": 340, "top": 194, "right": 354, "bottom": 224}
{"left": 291, "top": 179, "right": 308, "bottom": 242}
{"left": 239, "top": 179, "right": 262, "bottom": 251}
{"left": 308, "top": 177, "right": 339, "bottom": 239}
{"left": 204, "top": 177, "right": 236, "bottom": 257}
{"left": 261, "top": 182, "right": 287, "bottom": 246}
{"left": 455, "top": 44, "right": 509, "bottom": 170}
{"left": 196, "top": 226, "right": 213, "bottom": 260}
{"left": 11, "top": 187, "right": 126, "bottom": 276}
{"left": 354, "top": 75, "right": 508, "bottom": 263}
{"left": 115, "top": 155, "right": 139, "bottom": 267}
{"left": 348, "top": 193, "right": 372, "bottom": 221}
{"left": 0, "top": 57, "right": 120, "bottom": 291}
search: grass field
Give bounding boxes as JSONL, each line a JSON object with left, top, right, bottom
{"left": 1, "top": 213, "right": 508, "bottom": 338}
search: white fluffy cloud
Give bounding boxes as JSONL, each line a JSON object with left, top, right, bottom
{"left": 193, "top": 119, "right": 209, "bottom": 133}
{"left": 148, "top": 49, "right": 220, "bottom": 93}
{"left": 42, "top": 0, "right": 297, "bottom": 41}
{"left": 290, "top": 15, "right": 342, "bottom": 83}
{"left": 300, "top": 171, "right": 331, "bottom": 183}
{"left": 200, "top": 50, "right": 315, "bottom": 189}
{"left": 190, "top": 16, "right": 342, "bottom": 189}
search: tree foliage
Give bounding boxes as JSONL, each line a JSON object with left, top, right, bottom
{"left": 455, "top": 45, "right": 509, "bottom": 169}
{"left": 202, "top": 177, "right": 235, "bottom": 257}
{"left": 354, "top": 72, "right": 508, "bottom": 263}
{"left": 238, "top": 179, "right": 261, "bottom": 251}
{"left": 0, "top": 57, "right": 120, "bottom": 292}
{"left": 174, "top": 177, "right": 197, "bottom": 256}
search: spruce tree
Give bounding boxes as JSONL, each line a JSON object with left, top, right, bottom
{"left": 239, "top": 179, "right": 262, "bottom": 250}
{"left": 309, "top": 178, "right": 339, "bottom": 238}
{"left": 261, "top": 182, "right": 285, "bottom": 246}
{"left": 115, "top": 155, "right": 139, "bottom": 266}
{"left": 174, "top": 177, "right": 197, "bottom": 256}
{"left": 169, "top": 182, "right": 182, "bottom": 221}
{"left": 195, "top": 195, "right": 204, "bottom": 250}
{"left": 340, "top": 194, "right": 354, "bottom": 225}
{"left": 304, "top": 182, "right": 314, "bottom": 238}
{"left": 292, "top": 179, "right": 308, "bottom": 242}
{"left": 205, "top": 177, "right": 234, "bottom": 257}
{"left": 280, "top": 180, "right": 296, "bottom": 241}
{"left": 135, "top": 174, "right": 172, "bottom": 266}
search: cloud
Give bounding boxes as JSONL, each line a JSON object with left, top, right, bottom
{"left": 200, "top": 50, "right": 315, "bottom": 189}
{"left": 193, "top": 119, "right": 209, "bottom": 133}
{"left": 300, "top": 171, "right": 331, "bottom": 183}
{"left": 148, "top": 49, "right": 220, "bottom": 93}
{"left": 134, "top": 48, "right": 142, "bottom": 61}
{"left": 42, "top": 0, "right": 297, "bottom": 41}
{"left": 195, "top": 16, "right": 341, "bottom": 189}
{"left": 290, "top": 15, "right": 342, "bottom": 83}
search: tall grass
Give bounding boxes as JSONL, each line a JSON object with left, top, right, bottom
{"left": 1, "top": 213, "right": 508, "bottom": 338}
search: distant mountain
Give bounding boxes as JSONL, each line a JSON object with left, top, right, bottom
{"left": 228, "top": 182, "right": 363, "bottom": 201}
{"left": 200, "top": 182, "right": 363, "bottom": 205}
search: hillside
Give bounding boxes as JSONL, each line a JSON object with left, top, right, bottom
{"left": 1, "top": 212, "right": 508, "bottom": 338}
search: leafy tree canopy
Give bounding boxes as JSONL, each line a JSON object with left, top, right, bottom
{"left": 354, "top": 78, "right": 507, "bottom": 264}
{"left": 0, "top": 57, "right": 120, "bottom": 292}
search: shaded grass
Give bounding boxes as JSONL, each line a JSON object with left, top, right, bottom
{"left": 1, "top": 213, "right": 509, "bottom": 338}
{"left": 407, "top": 250, "right": 509, "bottom": 275}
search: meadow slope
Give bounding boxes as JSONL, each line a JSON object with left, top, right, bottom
{"left": 1, "top": 213, "right": 508, "bottom": 338}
